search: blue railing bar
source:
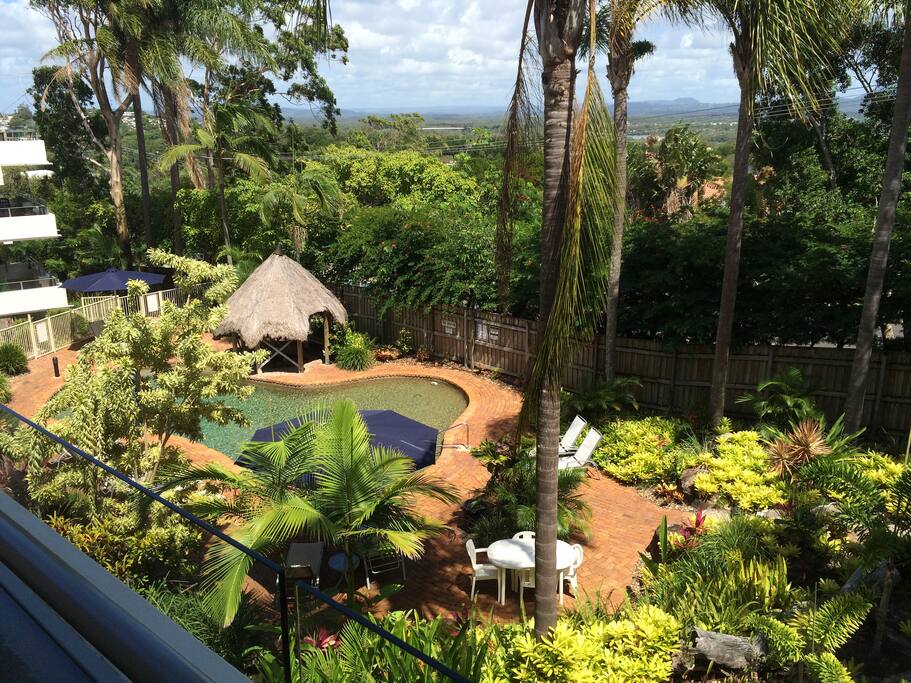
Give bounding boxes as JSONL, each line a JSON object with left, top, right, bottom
{"left": 0, "top": 404, "right": 469, "bottom": 683}
{"left": 292, "top": 577, "right": 471, "bottom": 683}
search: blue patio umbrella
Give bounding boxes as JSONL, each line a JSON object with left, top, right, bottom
{"left": 249, "top": 409, "right": 439, "bottom": 470}
{"left": 61, "top": 268, "right": 166, "bottom": 293}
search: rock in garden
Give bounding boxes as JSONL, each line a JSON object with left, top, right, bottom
{"left": 693, "top": 629, "right": 766, "bottom": 670}
{"left": 702, "top": 507, "right": 731, "bottom": 523}
{"left": 679, "top": 467, "right": 706, "bottom": 497}
{"left": 756, "top": 508, "right": 783, "bottom": 520}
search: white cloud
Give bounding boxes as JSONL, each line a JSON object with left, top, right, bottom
{"left": 0, "top": 0, "right": 741, "bottom": 115}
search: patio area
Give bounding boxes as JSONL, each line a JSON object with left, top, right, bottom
{"left": 9, "top": 341, "right": 685, "bottom": 621}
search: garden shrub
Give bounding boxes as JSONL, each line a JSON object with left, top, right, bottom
{"left": 483, "top": 605, "right": 681, "bottom": 683}
{"left": 694, "top": 431, "right": 786, "bottom": 510}
{"left": 141, "top": 583, "right": 264, "bottom": 670}
{"left": 334, "top": 328, "right": 375, "bottom": 371}
{"left": 0, "top": 374, "right": 10, "bottom": 404}
{"left": 592, "top": 416, "right": 696, "bottom": 484}
{"left": 48, "top": 511, "right": 201, "bottom": 587}
{"left": 0, "top": 343, "right": 28, "bottom": 375}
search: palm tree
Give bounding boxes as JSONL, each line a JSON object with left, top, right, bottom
{"left": 583, "top": 1, "right": 657, "bottom": 380}
{"left": 153, "top": 400, "right": 457, "bottom": 625}
{"left": 259, "top": 166, "right": 342, "bottom": 257}
{"left": 844, "top": 2, "right": 911, "bottom": 432}
{"left": 159, "top": 103, "right": 274, "bottom": 265}
{"left": 501, "top": 0, "right": 617, "bottom": 637}
{"left": 689, "top": 0, "right": 853, "bottom": 424}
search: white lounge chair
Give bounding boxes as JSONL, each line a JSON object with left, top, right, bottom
{"left": 560, "top": 415, "right": 588, "bottom": 454}
{"left": 558, "top": 428, "right": 602, "bottom": 470}
{"left": 466, "top": 539, "right": 500, "bottom": 601}
{"left": 560, "top": 544, "right": 584, "bottom": 605}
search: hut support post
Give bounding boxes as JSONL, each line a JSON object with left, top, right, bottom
{"left": 323, "top": 312, "right": 331, "bottom": 364}
{"left": 297, "top": 340, "right": 304, "bottom": 373}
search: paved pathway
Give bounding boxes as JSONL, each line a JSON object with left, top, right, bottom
{"left": 9, "top": 343, "right": 686, "bottom": 621}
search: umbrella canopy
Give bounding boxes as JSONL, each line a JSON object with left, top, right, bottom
{"left": 249, "top": 409, "right": 439, "bottom": 470}
{"left": 61, "top": 268, "right": 165, "bottom": 293}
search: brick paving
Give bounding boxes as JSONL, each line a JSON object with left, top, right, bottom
{"left": 9, "top": 343, "right": 687, "bottom": 621}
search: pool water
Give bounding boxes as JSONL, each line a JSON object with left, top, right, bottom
{"left": 199, "top": 377, "right": 469, "bottom": 460}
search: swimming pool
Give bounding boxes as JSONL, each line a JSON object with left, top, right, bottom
{"left": 199, "top": 376, "right": 469, "bottom": 460}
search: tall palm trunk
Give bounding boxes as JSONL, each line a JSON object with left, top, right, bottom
{"left": 157, "top": 84, "right": 184, "bottom": 253}
{"left": 709, "top": 48, "right": 754, "bottom": 425}
{"left": 107, "top": 121, "right": 133, "bottom": 268}
{"left": 133, "top": 90, "right": 153, "bottom": 247}
{"left": 215, "top": 156, "right": 234, "bottom": 266}
{"left": 603, "top": 81, "right": 629, "bottom": 381}
{"left": 844, "top": 7, "right": 911, "bottom": 432}
{"left": 535, "top": 55, "right": 576, "bottom": 638}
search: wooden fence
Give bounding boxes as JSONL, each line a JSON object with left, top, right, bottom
{"left": 0, "top": 284, "right": 207, "bottom": 360}
{"left": 336, "top": 286, "right": 911, "bottom": 436}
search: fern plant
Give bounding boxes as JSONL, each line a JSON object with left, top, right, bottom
{"left": 737, "top": 367, "right": 820, "bottom": 428}
{"left": 562, "top": 376, "right": 642, "bottom": 422}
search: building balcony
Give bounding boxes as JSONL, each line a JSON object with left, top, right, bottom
{"left": 0, "top": 278, "right": 68, "bottom": 317}
{"left": 0, "top": 139, "right": 50, "bottom": 168}
{"left": 0, "top": 200, "right": 59, "bottom": 241}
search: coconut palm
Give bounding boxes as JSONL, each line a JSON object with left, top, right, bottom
{"left": 152, "top": 400, "right": 457, "bottom": 625}
{"left": 500, "top": 0, "right": 618, "bottom": 636}
{"left": 159, "top": 102, "right": 274, "bottom": 265}
{"left": 845, "top": 1, "right": 911, "bottom": 432}
{"left": 685, "top": 0, "right": 855, "bottom": 425}
{"left": 259, "top": 166, "right": 342, "bottom": 257}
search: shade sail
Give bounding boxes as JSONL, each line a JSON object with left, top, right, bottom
{"left": 249, "top": 409, "right": 439, "bottom": 470}
{"left": 61, "top": 268, "right": 165, "bottom": 293}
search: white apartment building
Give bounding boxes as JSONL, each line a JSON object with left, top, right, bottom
{"left": 0, "top": 129, "right": 69, "bottom": 318}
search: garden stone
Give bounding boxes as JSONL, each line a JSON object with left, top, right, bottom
{"left": 679, "top": 467, "right": 707, "bottom": 498}
{"left": 645, "top": 522, "right": 684, "bottom": 561}
{"left": 694, "top": 629, "right": 766, "bottom": 669}
{"left": 702, "top": 507, "right": 731, "bottom": 523}
{"left": 756, "top": 508, "right": 783, "bottom": 520}
{"left": 812, "top": 502, "right": 840, "bottom": 518}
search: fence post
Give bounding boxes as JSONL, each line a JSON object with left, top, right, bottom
{"left": 667, "top": 347, "right": 679, "bottom": 414}
{"left": 26, "top": 314, "right": 39, "bottom": 358}
{"left": 765, "top": 345, "right": 775, "bottom": 380}
{"left": 47, "top": 315, "right": 57, "bottom": 351}
{"left": 523, "top": 320, "right": 531, "bottom": 369}
{"left": 870, "top": 352, "right": 887, "bottom": 432}
{"left": 462, "top": 306, "right": 469, "bottom": 369}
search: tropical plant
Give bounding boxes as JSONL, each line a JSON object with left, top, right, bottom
{"left": 592, "top": 416, "right": 696, "bottom": 484}
{"left": 695, "top": 431, "right": 787, "bottom": 510}
{"left": 692, "top": 0, "right": 854, "bottom": 424}
{"left": 845, "top": 3, "right": 911, "bottom": 432}
{"left": 736, "top": 367, "right": 821, "bottom": 428}
{"left": 561, "top": 376, "right": 641, "bottom": 421}
{"left": 0, "top": 343, "right": 28, "bottom": 376}
{"left": 152, "top": 400, "right": 457, "bottom": 624}
{"left": 333, "top": 327, "right": 375, "bottom": 371}
{"left": 259, "top": 166, "right": 342, "bottom": 257}
{"left": 468, "top": 449, "right": 592, "bottom": 546}
{"left": 499, "top": 0, "right": 619, "bottom": 635}
{"left": 159, "top": 102, "right": 274, "bottom": 264}
{"left": 0, "top": 374, "right": 11, "bottom": 404}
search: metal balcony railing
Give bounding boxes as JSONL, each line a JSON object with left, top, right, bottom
{"left": 0, "top": 404, "right": 469, "bottom": 683}
{"left": 0, "top": 129, "right": 39, "bottom": 141}
{"left": 0, "top": 199, "right": 49, "bottom": 218}
{"left": 0, "top": 277, "right": 60, "bottom": 293}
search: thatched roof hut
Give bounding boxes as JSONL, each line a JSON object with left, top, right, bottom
{"left": 215, "top": 252, "right": 347, "bottom": 370}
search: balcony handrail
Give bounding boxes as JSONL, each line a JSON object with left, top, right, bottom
{"left": 0, "top": 404, "right": 470, "bottom": 683}
{"left": 0, "top": 276, "right": 60, "bottom": 292}
{"left": 0, "top": 199, "right": 49, "bottom": 218}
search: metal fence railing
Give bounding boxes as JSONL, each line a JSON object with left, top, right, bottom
{"left": 0, "top": 404, "right": 470, "bottom": 683}
{"left": 0, "top": 284, "right": 208, "bottom": 360}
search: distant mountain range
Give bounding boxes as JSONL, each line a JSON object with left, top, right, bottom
{"left": 282, "top": 96, "right": 866, "bottom": 126}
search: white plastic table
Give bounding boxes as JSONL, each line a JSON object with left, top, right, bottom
{"left": 486, "top": 538, "right": 575, "bottom": 605}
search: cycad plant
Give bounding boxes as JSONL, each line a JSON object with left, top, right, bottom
{"left": 159, "top": 102, "right": 274, "bottom": 265}
{"left": 152, "top": 400, "right": 457, "bottom": 625}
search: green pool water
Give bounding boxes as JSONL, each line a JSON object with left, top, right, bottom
{"left": 199, "top": 377, "right": 468, "bottom": 460}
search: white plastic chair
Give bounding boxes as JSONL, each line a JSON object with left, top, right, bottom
{"left": 558, "top": 427, "right": 602, "bottom": 470}
{"left": 559, "top": 415, "right": 588, "bottom": 454}
{"left": 518, "top": 568, "right": 535, "bottom": 612}
{"left": 465, "top": 539, "right": 500, "bottom": 601}
{"left": 512, "top": 531, "right": 535, "bottom": 541}
{"left": 560, "top": 544, "right": 584, "bottom": 605}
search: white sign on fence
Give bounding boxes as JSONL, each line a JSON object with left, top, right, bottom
{"left": 35, "top": 321, "right": 48, "bottom": 344}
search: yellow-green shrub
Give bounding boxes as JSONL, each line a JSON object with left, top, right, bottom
{"left": 695, "top": 431, "right": 786, "bottom": 510}
{"left": 482, "top": 606, "right": 680, "bottom": 683}
{"left": 593, "top": 417, "right": 696, "bottom": 484}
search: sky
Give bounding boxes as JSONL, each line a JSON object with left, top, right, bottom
{"left": 0, "top": 0, "right": 740, "bottom": 116}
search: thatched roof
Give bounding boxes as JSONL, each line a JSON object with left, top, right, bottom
{"left": 214, "top": 252, "right": 347, "bottom": 348}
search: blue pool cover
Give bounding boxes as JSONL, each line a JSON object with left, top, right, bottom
{"left": 249, "top": 410, "right": 439, "bottom": 469}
